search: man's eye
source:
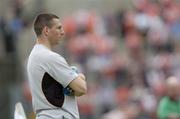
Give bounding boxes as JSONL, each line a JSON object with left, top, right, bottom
{"left": 58, "top": 26, "right": 62, "bottom": 29}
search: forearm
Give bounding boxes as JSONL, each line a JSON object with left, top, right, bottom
{"left": 68, "top": 73, "right": 87, "bottom": 96}
{"left": 74, "top": 76, "right": 87, "bottom": 97}
{"left": 167, "top": 114, "right": 180, "bottom": 119}
{"left": 74, "top": 91, "right": 86, "bottom": 97}
{"left": 159, "top": 113, "right": 180, "bottom": 119}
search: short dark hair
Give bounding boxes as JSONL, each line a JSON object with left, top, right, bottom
{"left": 33, "top": 13, "right": 59, "bottom": 36}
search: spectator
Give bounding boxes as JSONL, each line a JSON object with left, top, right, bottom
{"left": 157, "top": 76, "right": 180, "bottom": 119}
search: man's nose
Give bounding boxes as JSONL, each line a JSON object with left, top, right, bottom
{"left": 61, "top": 29, "right": 65, "bottom": 36}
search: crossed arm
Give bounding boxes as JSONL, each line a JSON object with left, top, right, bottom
{"left": 68, "top": 73, "right": 87, "bottom": 97}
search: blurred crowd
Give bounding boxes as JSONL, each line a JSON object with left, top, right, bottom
{"left": 60, "top": 0, "right": 180, "bottom": 119}
{"left": 0, "top": 0, "right": 24, "bottom": 57}
{"left": 0, "top": 0, "right": 26, "bottom": 119}
{"left": 0, "top": 0, "right": 41, "bottom": 119}
{"left": 0, "top": 0, "right": 180, "bottom": 119}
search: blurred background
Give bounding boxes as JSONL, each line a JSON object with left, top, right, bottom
{"left": 0, "top": 0, "right": 180, "bottom": 119}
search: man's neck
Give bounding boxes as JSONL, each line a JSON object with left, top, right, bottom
{"left": 36, "top": 36, "right": 52, "bottom": 50}
{"left": 168, "top": 96, "right": 178, "bottom": 102}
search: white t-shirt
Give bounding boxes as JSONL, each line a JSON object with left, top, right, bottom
{"left": 27, "top": 44, "right": 79, "bottom": 119}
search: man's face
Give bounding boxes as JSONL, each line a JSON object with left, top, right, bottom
{"left": 47, "top": 18, "right": 65, "bottom": 45}
{"left": 167, "top": 85, "right": 180, "bottom": 101}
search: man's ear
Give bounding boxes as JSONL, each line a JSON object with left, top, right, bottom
{"left": 42, "top": 26, "right": 49, "bottom": 36}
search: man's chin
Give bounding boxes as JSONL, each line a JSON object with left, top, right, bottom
{"left": 55, "top": 40, "right": 62, "bottom": 45}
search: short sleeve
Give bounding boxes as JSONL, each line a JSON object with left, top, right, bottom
{"left": 44, "top": 53, "right": 79, "bottom": 88}
{"left": 157, "top": 98, "right": 169, "bottom": 119}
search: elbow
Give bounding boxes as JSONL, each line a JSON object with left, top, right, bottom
{"left": 80, "top": 84, "right": 87, "bottom": 95}
{"left": 75, "top": 85, "right": 87, "bottom": 97}
{"left": 82, "top": 85, "right": 87, "bottom": 95}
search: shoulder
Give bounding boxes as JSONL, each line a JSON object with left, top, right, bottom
{"left": 41, "top": 51, "right": 69, "bottom": 70}
{"left": 29, "top": 45, "right": 68, "bottom": 67}
{"left": 159, "top": 97, "right": 169, "bottom": 107}
{"left": 45, "top": 51, "right": 66, "bottom": 63}
{"left": 29, "top": 46, "right": 60, "bottom": 63}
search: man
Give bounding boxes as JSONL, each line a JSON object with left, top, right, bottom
{"left": 157, "top": 76, "right": 180, "bottom": 119}
{"left": 27, "top": 13, "right": 87, "bottom": 119}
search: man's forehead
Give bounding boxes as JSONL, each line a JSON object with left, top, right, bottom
{"left": 51, "top": 18, "right": 62, "bottom": 26}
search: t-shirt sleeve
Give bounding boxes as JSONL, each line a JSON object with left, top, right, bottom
{"left": 157, "top": 98, "right": 169, "bottom": 119}
{"left": 44, "top": 53, "right": 79, "bottom": 88}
